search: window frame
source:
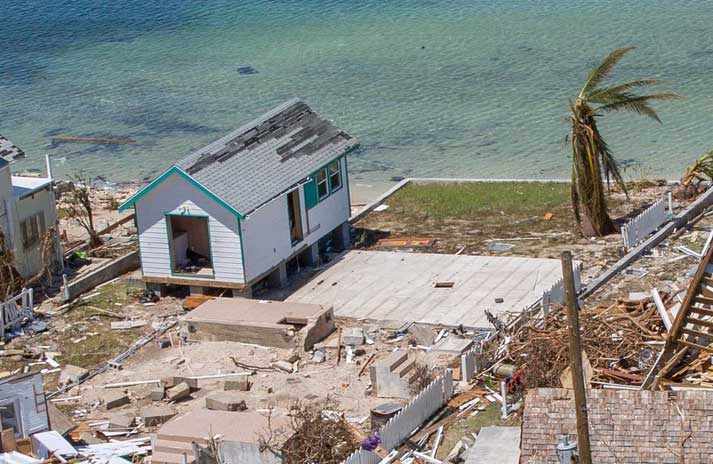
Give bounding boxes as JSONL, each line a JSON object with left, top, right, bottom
{"left": 316, "top": 167, "right": 329, "bottom": 200}
{"left": 328, "top": 160, "right": 342, "bottom": 193}
{"left": 21, "top": 212, "right": 45, "bottom": 249}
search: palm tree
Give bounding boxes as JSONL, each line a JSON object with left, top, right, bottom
{"left": 568, "top": 47, "right": 681, "bottom": 236}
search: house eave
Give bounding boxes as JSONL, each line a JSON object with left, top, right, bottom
{"left": 118, "top": 166, "right": 245, "bottom": 219}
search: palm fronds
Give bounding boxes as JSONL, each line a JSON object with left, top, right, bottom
{"left": 681, "top": 150, "right": 713, "bottom": 195}
{"left": 568, "top": 47, "right": 681, "bottom": 236}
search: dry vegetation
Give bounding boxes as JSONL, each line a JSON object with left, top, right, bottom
{"left": 353, "top": 181, "right": 667, "bottom": 259}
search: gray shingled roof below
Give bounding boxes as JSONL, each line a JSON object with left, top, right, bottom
{"left": 522, "top": 388, "right": 713, "bottom": 463}
{"left": 0, "top": 135, "right": 25, "bottom": 163}
{"left": 175, "top": 99, "right": 358, "bottom": 215}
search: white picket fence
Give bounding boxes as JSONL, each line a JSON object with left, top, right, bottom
{"left": 342, "top": 370, "right": 455, "bottom": 464}
{"left": 0, "top": 288, "right": 33, "bottom": 335}
{"left": 461, "top": 343, "right": 484, "bottom": 382}
{"left": 541, "top": 262, "right": 583, "bottom": 311}
{"left": 342, "top": 449, "right": 381, "bottom": 464}
{"left": 621, "top": 198, "right": 667, "bottom": 250}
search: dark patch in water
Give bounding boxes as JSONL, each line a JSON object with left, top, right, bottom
{"left": 619, "top": 158, "right": 641, "bottom": 169}
{"left": 237, "top": 66, "right": 258, "bottom": 75}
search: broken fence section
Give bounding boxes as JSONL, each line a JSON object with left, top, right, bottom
{"left": 342, "top": 449, "right": 382, "bottom": 464}
{"left": 621, "top": 198, "right": 667, "bottom": 250}
{"left": 541, "top": 262, "right": 583, "bottom": 312}
{"left": 342, "top": 370, "right": 454, "bottom": 464}
{"left": 461, "top": 343, "right": 484, "bottom": 382}
{"left": 0, "top": 288, "right": 33, "bottom": 335}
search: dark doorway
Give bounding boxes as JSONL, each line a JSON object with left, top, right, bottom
{"left": 167, "top": 215, "right": 213, "bottom": 276}
{"left": 287, "top": 190, "right": 303, "bottom": 245}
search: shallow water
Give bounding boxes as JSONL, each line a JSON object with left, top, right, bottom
{"left": 1, "top": 0, "right": 711, "bottom": 187}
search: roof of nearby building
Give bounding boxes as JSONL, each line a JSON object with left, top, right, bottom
{"left": 12, "top": 176, "right": 52, "bottom": 199}
{"left": 175, "top": 98, "right": 357, "bottom": 214}
{"left": 0, "top": 135, "right": 25, "bottom": 163}
{"left": 522, "top": 388, "right": 713, "bottom": 463}
{"left": 0, "top": 158, "right": 7, "bottom": 170}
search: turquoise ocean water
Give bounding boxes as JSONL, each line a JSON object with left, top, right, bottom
{"left": 2, "top": 1, "right": 712, "bottom": 186}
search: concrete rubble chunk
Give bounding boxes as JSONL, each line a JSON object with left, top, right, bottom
{"left": 272, "top": 360, "right": 294, "bottom": 373}
{"left": 166, "top": 382, "right": 191, "bottom": 402}
{"left": 59, "top": 365, "right": 89, "bottom": 385}
{"left": 205, "top": 392, "right": 248, "bottom": 412}
{"left": 109, "top": 413, "right": 134, "bottom": 429}
{"left": 342, "top": 327, "right": 365, "bottom": 346}
{"left": 224, "top": 377, "right": 250, "bottom": 392}
{"left": 407, "top": 323, "right": 433, "bottom": 346}
{"left": 102, "top": 390, "right": 130, "bottom": 410}
{"left": 141, "top": 406, "right": 176, "bottom": 427}
{"left": 149, "top": 387, "right": 165, "bottom": 401}
{"left": 161, "top": 376, "right": 185, "bottom": 389}
{"left": 312, "top": 350, "right": 326, "bottom": 363}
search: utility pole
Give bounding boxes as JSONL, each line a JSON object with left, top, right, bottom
{"left": 561, "top": 251, "right": 592, "bottom": 464}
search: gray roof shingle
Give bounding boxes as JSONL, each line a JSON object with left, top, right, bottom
{"left": 0, "top": 135, "right": 25, "bottom": 164}
{"left": 522, "top": 388, "right": 713, "bottom": 463}
{"left": 175, "top": 99, "right": 358, "bottom": 215}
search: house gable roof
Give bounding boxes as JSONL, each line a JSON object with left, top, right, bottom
{"left": 120, "top": 99, "right": 358, "bottom": 216}
{"left": 119, "top": 166, "right": 244, "bottom": 218}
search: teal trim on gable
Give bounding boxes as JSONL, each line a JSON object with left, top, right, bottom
{"left": 118, "top": 166, "right": 245, "bottom": 219}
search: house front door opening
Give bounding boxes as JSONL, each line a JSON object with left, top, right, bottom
{"left": 168, "top": 215, "right": 213, "bottom": 276}
{"left": 287, "top": 190, "right": 303, "bottom": 245}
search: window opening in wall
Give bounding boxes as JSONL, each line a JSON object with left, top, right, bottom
{"left": 21, "top": 212, "right": 45, "bottom": 249}
{"left": 316, "top": 168, "right": 329, "bottom": 200}
{"left": 0, "top": 401, "right": 22, "bottom": 438}
{"left": 167, "top": 215, "right": 214, "bottom": 276}
{"left": 329, "top": 160, "right": 341, "bottom": 191}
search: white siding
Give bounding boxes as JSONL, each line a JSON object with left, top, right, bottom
{"left": 14, "top": 188, "right": 58, "bottom": 278}
{"left": 241, "top": 157, "right": 350, "bottom": 282}
{"left": 135, "top": 173, "right": 245, "bottom": 283}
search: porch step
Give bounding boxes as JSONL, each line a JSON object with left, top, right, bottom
{"left": 151, "top": 450, "right": 196, "bottom": 464}
{"left": 153, "top": 438, "right": 196, "bottom": 454}
{"left": 393, "top": 356, "right": 417, "bottom": 379}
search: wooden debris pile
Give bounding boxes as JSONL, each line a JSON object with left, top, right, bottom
{"left": 506, "top": 298, "right": 668, "bottom": 388}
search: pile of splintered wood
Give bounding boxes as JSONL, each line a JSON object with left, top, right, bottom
{"left": 506, "top": 298, "right": 668, "bottom": 388}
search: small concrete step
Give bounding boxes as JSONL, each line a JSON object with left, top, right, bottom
{"left": 153, "top": 438, "right": 196, "bottom": 454}
{"left": 393, "top": 356, "right": 416, "bottom": 378}
{"left": 378, "top": 350, "right": 409, "bottom": 372}
{"left": 155, "top": 432, "right": 210, "bottom": 446}
{"left": 151, "top": 450, "right": 196, "bottom": 464}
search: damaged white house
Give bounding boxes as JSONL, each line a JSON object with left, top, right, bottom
{"left": 0, "top": 144, "right": 61, "bottom": 279}
{"left": 120, "top": 99, "right": 358, "bottom": 296}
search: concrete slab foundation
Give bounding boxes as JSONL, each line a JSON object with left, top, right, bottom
{"left": 466, "top": 426, "right": 521, "bottom": 464}
{"left": 288, "top": 250, "right": 570, "bottom": 328}
{"left": 180, "top": 298, "right": 335, "bottom": 350}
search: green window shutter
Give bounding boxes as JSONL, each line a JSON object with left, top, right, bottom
{"left": 304, "top": 177, "right": 319, "bottom": 209}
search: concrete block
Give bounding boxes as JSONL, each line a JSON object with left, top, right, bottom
{"left": 304, "top": 243, "right": 320, "bottom": 266}
{"left": 343, "top": 327, "right": 364, "bottom": 346}
{"left": 267, "top": 263, "right": 288, "bottom": 289}
{"left": 272, "top": 360, "right": 294, "bottom": 373}
{"left": 205, "top": 392, "right": 248, "bottom": 412}
{"left": 166, "top": 382, "right": 191, "bottom": 402}
{"left": 408, "top": 323, "right": 434, "bottom": 346}
{"left": 161, "top": 376, "right": 185, "bottom": 389}
{"left": 59, "top": 365, "right": 89, "bottom": 385}
{"left": 109, "top": 413, "right": 134, "bottom": 429}
{"left": 149, "top": 387, "right": 165, "bottom": 401}
{"left": 141, "top": 406, "right": 176, "bottom": 427}
{"left": 224, "top": 377, "right": 250, "bottom": 392}
{"left": 312, "top": 351, "right": 326, "bottom": 363}
{"left": 103, "top": 390, "right": 130, "bottom": 410}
